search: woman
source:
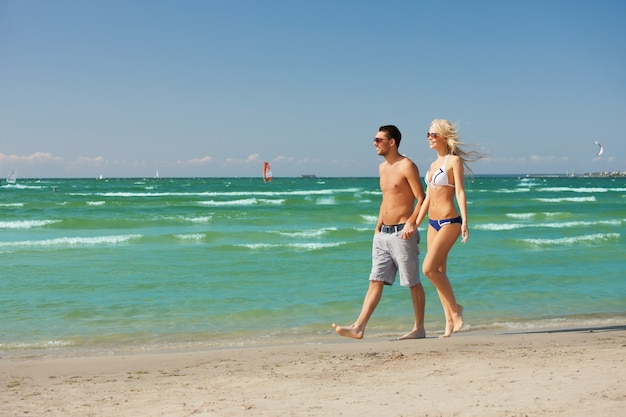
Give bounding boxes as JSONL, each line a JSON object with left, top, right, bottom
{"left": 414, "top": 119, "right": 480, "bottom": 337}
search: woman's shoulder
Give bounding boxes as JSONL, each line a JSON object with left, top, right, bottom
{"left": 448, "top": 154, "right": 463, "bottom": 166}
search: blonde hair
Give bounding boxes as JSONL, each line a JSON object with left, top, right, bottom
{"left": 430, "top": 119, "right": 483, "bottom": 174}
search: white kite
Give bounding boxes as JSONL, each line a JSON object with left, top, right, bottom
{"left": 593, "top": 141, "right": 604, "bottom": 157}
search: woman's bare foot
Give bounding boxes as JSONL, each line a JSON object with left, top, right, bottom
{"left": 452, "top": 304, "right": 464, "bottom": 333}
{"left": 332, "top": 323, "right": 364, "bottom": 339}
{"left": 440, "top": 305, "right": 463, "bottom": 338}
{"left": 440, "top": 320, "right": 453, "bottom": 338}
{"left": 398, "top": 328, "right": 426, "bottom": 340}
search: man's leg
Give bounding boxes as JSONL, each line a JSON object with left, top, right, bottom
{"left": 332, "top": 280, "right": 385, "bottom": 339}
{"left": 398, "top": 282, "right": 426, "bottom": 340}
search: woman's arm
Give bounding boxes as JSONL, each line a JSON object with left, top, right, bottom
{"left": 452, "top": 157, "right": 469, "bottom": 243}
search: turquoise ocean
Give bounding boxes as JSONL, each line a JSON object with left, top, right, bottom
{"left": 1, "top": 176, "right": 624, "bottom": 356}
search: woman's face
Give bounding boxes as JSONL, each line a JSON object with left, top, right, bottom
{"left": 427, "top": 127, "right": 444, "bottom": 149}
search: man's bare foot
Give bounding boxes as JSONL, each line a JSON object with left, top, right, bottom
{"left": 332, "top": 323, "right": 364, "bottom": 339}
{"left": 452, "top": 304, "right": 464, "bottom": 333}
{"left": 398, "top": 328, "right": 426, "bottom": 340}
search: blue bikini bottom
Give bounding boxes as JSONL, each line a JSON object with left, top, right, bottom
{"left": 429, "top": 216, "right": 462, "bottom": 232}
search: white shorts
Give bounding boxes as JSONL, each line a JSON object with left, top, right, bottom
{"left": 369, "top": 228, "right": 420, "bottom": 287}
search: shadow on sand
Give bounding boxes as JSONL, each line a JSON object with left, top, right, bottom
{"left": 497, "top": 324, "right": 626, "bottom": 335}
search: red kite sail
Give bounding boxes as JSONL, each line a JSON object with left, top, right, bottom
{"left": 263, "top": 162, "right": 273, "bottom": 183}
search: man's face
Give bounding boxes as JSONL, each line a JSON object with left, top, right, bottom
{"left": 374, "top": 132, "right": 392, "bottom": 155}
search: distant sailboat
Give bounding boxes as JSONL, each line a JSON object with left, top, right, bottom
{"left": 155, "top": 170, "right": 160, "bottom": 179}
{"left": 6, "top": 169, "right": 16, "bottom": 185}
{"left": 263, "top": 162, "right": 273, "bottom": 183}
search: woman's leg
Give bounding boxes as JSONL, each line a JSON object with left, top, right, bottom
{"left": 424, "top": 223, "right": 464, "bottom": 337}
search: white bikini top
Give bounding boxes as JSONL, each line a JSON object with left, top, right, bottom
{"left": 425, "top": 155, "right": 455, "bottom": 188}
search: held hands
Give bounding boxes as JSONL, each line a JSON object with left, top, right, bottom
{"left": 400, "top": 222, "right": 418, "bottom": 240}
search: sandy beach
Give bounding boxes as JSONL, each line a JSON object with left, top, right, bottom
{"left": 1, "top": 327, "right": 624, "bottom": 417}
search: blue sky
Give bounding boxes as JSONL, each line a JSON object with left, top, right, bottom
{"left": 1, "top": 0, "right": 624, "bottom": 178}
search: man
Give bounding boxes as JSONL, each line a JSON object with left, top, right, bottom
{"left": 332, "top": 125, "right": 426, "bottom": 340}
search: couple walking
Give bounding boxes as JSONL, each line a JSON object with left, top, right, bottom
{"left": 332, "top": 120, "right": 478, "bottom": 339}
